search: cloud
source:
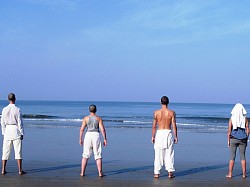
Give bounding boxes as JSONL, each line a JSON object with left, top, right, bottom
{"left": 80, "top": 1, "right": 250, "bottom": 47}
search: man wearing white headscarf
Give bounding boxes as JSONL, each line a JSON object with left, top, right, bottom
{"left": 227, "top": 103, "right": 249, "bottom": 178}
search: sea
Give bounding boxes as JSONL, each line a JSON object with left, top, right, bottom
{"left": 0, "top": 100, "right": 249, "bottom": 133}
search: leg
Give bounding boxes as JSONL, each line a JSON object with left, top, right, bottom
{"left": 2, "top": 139, "right": 12, "bottom": 174}
{"left": 164, "top": 143, "right": 175, "bottom": 178}
{"left": 13, "top": 138, "right": 24, "bottom": 174}
{"left": 241, "top": 160, "right": 246, "bottom": 178}
{"left": 154, "top": 149, "right": 163, "bottom": 178}
{"left": 238, "top": 141, "right": 247, "bottom": 177}
{"left": 2, "top": 160, "right": 7, "bottom": 174}
{"left": 81, "top": 133, "right": 92, "bottom": 176}
{"left": 226, "top": 160, "right": 234, "bottom": 178}
{"left": 80, "top": 157, "right": 88, "bottom": 176}
{"left": 227, "top": 139, "right": 237, "bottom": 178}
{"left": 17, "top": 159, "right": 25, "bottom": 175}
{"left": 96, "top": 158, "right": 103, "bottom": 177}
{"left": 92, "top": 133, "right": 103, "bottom": 176}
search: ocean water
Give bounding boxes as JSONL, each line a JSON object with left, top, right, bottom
{"left": 0, "top": 100, "right": 249, "bottom": 133}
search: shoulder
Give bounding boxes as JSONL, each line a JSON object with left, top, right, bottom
{"left": 83, "top": 116, "right": 89, "bottom": 121}
{"left": 168, "top": 109, "right": 176, "bottom": 116}
{"left": 96, "top": 116, "right": 102, "bottom": 121}
{"left": 154, "top": 109, "right": 161, "bottom": 115}
{"left": 16, "top": 106, "right": 21, "bottom": 112}
{"left": 2, "top": 106, "right": 7, "bottom": 112}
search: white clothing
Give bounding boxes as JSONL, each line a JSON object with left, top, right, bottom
{"left": 154, "top": 129, "right": 173, "bottom": 149}
{"left": 2, "top": 138, "right": 22, "bottom": 160}
{"left": 1, "top": 104, "right": 24, "bottom": 140}
{"left": 154, "top": 130, "right": 175, "bottom": 174}
{"left": 82, "top": 132, "right": 102, "bottom": 160}
{"left": 231, "top": 103, "right": 247, "bottom": 130}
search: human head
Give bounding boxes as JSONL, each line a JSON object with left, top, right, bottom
{"left": 8, "top": 93, "right": 16, "bottom": 103}
{"left": 231, "top": 103, "right": 247, "bottom": 116}
{"left": 89, "top": 104, "right": 97, "bottom": 113}
{"left": 161, "top": 96, "right": 169, "bottom": 106}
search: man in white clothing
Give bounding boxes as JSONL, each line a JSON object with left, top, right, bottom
{"left": 152, "top": 96, "right": 178, "bottom": 178}
{"left": 1, "top": 93, "right": 25, "bottom": 175}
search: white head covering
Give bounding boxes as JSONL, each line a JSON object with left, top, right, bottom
{"left": 231, "top": 103, "right": 247, "bottom": 130}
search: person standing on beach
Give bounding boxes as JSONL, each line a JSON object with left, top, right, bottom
{"left": 79, "top": 104, "right": 107, "bottom": 177}
{"left": 1, "top": 93, "right": 25, "bottom": 175}
{"left": 227, "top": 103, "right": 249, "bottom": 178}
{"left": 152, "top": 96, "right": 178, "bottom": 178}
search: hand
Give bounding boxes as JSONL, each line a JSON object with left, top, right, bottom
{"left": 79, "top": 140, "right": 83, "bottom": 146}
{"left": 174, "top": 137, "right": 178, "bottom": 144}
{"left": 103, "top": 140, "right": 107, "bottom": 146}
{"left": 20, "top": 135, "right": 23, "bottom": 140}
{"left": 151, "top": 137, "right": 155, "bottom": 144}
{"left": 228, "top": 140, "right": 230, "bottom": 147}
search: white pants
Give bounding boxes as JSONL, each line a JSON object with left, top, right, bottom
{"left": 82, "top": 132, "right": 102, "bottom": 160}
{"left": 2, "top": 138, "right": 22, "bottom": 160}
{"left": 154, "top": 130, "right": 175, "bottom": 174}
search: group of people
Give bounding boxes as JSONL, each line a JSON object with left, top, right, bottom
{"left": 0, "top": 93, "right": 249, "bottom": 179}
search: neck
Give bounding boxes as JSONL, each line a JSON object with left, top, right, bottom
{"left": 90, "top": 112, "right": 96, "bottom": 116}
{"left": 162, "top": 105, "right": 168, "bottom": 109}
{"left": 9, "top": 101, "right": 15, "bottom": 104}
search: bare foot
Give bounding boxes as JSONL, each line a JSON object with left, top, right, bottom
{"left": 168, "top": 174, "right": 175, "bottom": 179}
{"left": 80, "top": 173, "right": 85, "bottom": 177}
{"left": 154, "top": 174, "right": 159, "bottom": 178}
{"left": 226, "top": 174, "right": 232, "bottom": 178}
{"left": 168, "top": 172, "right": 175, "bottom": 179}
{"left": 243, "top": 175, "right": 247, "bottom": 178}
{"left": 99, "top": 173, "right": 105, "bottom": 177}
{"left": 19, "top": 170, "right": 26, "bottom": 175}
{"left": 2, "top": 171, "right": 6, "bottom": 175}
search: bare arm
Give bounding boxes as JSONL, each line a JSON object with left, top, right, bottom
{"left": 228, "top": 118, "right": 232, "bottom": 147}
{"left": 79, "top": 117, "right": 87, "bottom": 146}
{"left": 245, "top": 117, "right": 249, "bottom": 138}
{"left": 172, "top": 112, "right": 178, "bottom": 144}
{"left": 98, "top": 118, "right": 107, "bottom": 146}
{"left": 151, "top": 112, "right": 157, "bottom": 143}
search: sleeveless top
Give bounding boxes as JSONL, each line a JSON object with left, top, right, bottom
{"left": 87, "top": 116, "right": 99, "bottom": 132}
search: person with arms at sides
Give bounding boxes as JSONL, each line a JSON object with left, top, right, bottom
{"left": 1, "top": 93, "right": 25, "bottom": 175}
{"left": 227, "top": 103, "right": 249, "bottom": 178}
{"left": 79, "top": 104, "right": 107, "bottom": 177}
{"left": 152, "top": 96, "right": 178, "bottom": 179}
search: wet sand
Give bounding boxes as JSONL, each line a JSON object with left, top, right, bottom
{"left": 0, "top": 127, "right": 249, "bottom": 187}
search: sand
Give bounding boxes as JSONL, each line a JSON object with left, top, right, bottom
{"left": 0, "top": 127, "right": 249, "bottom": 187}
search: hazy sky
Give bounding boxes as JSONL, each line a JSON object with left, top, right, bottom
{"left": 1, "top": 0, "right": 250, "bottom": 103}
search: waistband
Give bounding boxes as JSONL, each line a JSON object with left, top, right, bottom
{"left": 6, "top": 124, "right": 17, "bottom": 126}
{"left": 157, "top": 129, "right": 172, "bottom": 132}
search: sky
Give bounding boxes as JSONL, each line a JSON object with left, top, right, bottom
{"left": 1, "top": 0, "right": 250, "bottom": 103}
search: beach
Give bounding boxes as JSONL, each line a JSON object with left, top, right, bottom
{"left": 0, "top": 127, "right": 249, "bottom": 187}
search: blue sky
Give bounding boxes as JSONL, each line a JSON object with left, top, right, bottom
{"left": 1, "top": 0, "right": 250, "bottom": 103}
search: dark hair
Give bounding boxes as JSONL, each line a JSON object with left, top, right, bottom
{"left": 161, "top": 96, "right": 169, "bottom": 105}
{"left": 8, "top": 93, "right": 16, "bottom": 102}
{"left": 89, "top": 105, "right": 97, "bottom": 113}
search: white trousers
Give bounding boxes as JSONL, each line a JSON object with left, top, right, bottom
{"left": 2, "top": 138, "right": 22, "bottom": 160}
{"left": 154, "top": 147, "right": 175, "bottom": 174}
{"left": 82, "top": 132, "right": 102, "bottom": 160}
{"left": 154, "top": 130, "right": 175, "bottom": 174}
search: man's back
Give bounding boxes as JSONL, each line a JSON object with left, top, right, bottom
{"left": 154, "top": 108, "right": 175, "bottom": 130}
{"left": 2, "top": 104, "right": 20, "bottom": 125}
